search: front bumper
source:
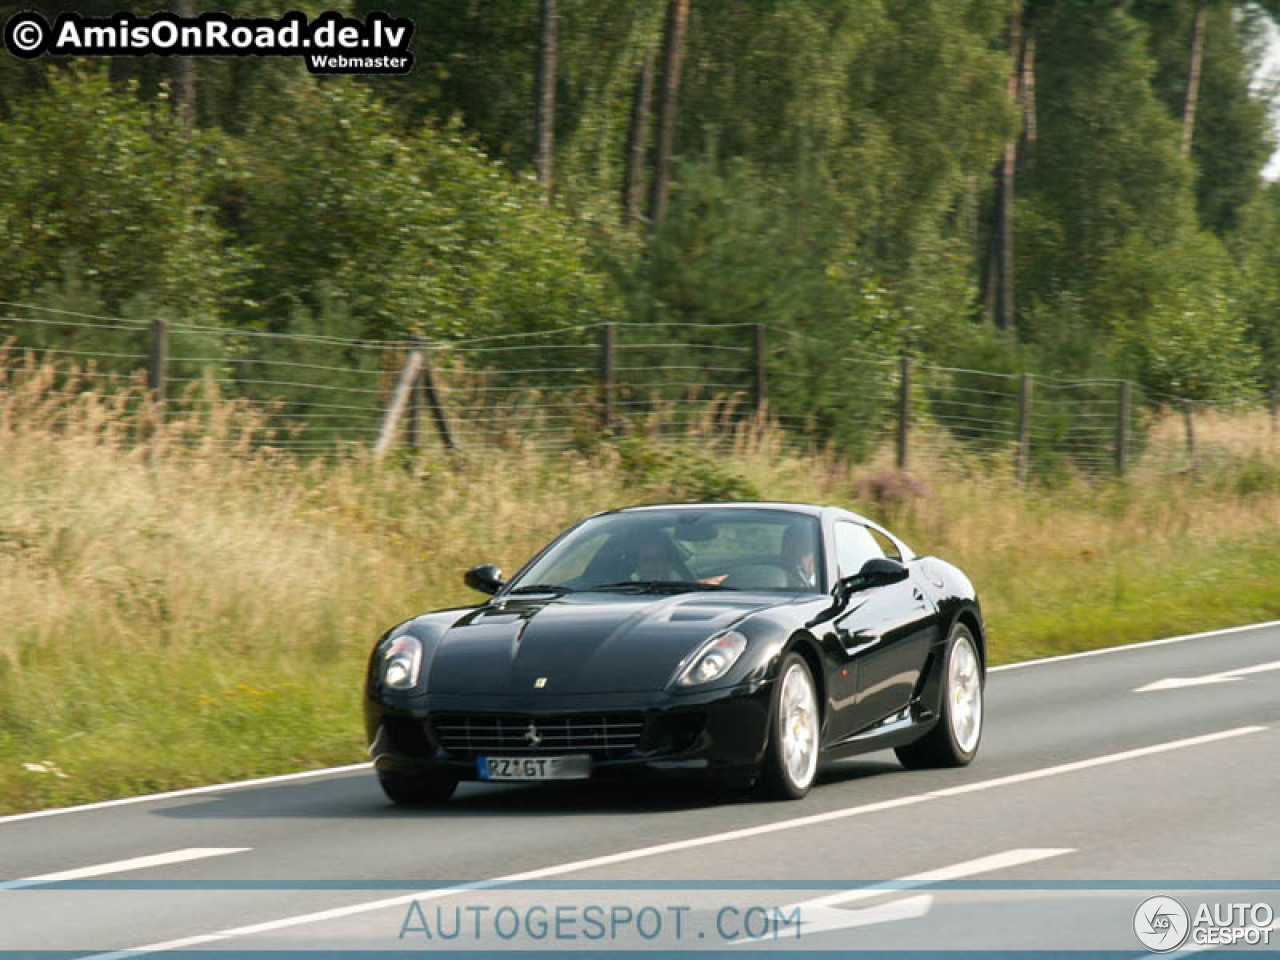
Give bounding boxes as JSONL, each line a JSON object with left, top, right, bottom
{"left": 364, "top": 681, "right": 773, "bottom": 785}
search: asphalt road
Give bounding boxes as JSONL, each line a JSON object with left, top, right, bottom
{"left": 2, "top": 621, "right": 1279, "bottom": 957}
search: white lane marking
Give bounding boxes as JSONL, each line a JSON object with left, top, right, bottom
{"left": 0, "top": 763, "right": 370, "bottom": 827}
{"left": 5, "top": 618, "right": 1276, "bottom": 828}
{"left": 83, "top": 934, "right": 226, "bottom": 960}
{"left": 1134, "top": 659, "right": 1280, "bottom": 693}
{"left": 928, "top": 726, "right": 1266, "bottom": 798}
{"left": 759, "top": 893, "right": 935, "bottom": 940}
{"left": 990, "top": 618, "right": 1280, "bottom": 673}
{"left": 78, "top": 727, "right": 1262, "bottom": 960}
{"left": 733, "top": 847, "right": 1074, "bottom": 943}
{"left": 790, "top": 847, "right": 1074, "bottom": 911}
{"left": 2, "top": 848, "right": 250, "bottom": 890}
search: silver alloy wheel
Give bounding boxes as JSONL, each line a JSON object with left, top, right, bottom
{"left": 948, "top": 633, "right": 983, "bottom": 755}
{"left": 779, "top": 662, "right": 819, "bottom": 790}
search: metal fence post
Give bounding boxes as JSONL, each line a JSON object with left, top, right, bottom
{"left": 148, "top": 317, "right": 168, "bottom": 412}
{"left": 600, "top": 323, "right": 616, "bottom": 432}
{"left": 1115, "top": 380, "right": 1130, "bottom": 477}
{"left": 1016, "top": 373, "right": 1033, "bottom": 484}
{"left": 753, "top": 323, "right": 767, "bottom": 414}
{"left": 896, "top": 356, "right": 912, "bottom": 471}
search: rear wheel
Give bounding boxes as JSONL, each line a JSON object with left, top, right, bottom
{"left": 758, "top": 653, "right": 821, "bottom": 800}
{"left": 895, "top": 622, "right": 983, "bottom": 769}
{"left": 377, "top": 770, "right": 458, "bottom": 805}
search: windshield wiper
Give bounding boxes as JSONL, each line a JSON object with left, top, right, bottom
{"left": 587, "top": 580, "right": 737, "bottom": 594}
{"left": 507, "top": 584, "right": 575, "bottom": 596}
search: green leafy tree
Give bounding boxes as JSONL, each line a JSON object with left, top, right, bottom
{"left": 613, "top": 157, "right": 904, "bottom": 454}
{"left": 1230, "top": 183, "right": 1280, "bottom": 391}
{"left": 1093, "top": 230, "right": 1259, "bottom": 401}
{"left": 233, "top": 77, "right": 612, "bottom": 340}
{"left": 1136, "top": 0, "right": 1275, "bottom": 234}
{"left": 0, "top": 67, "right": 234, "bottom": 320}
{"left": 1020, "top": 0, "right": 1196, "bottom": 298}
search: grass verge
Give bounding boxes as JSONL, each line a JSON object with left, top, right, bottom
{"left": 2, "top": 366, "right": 1279, "bottom": 812}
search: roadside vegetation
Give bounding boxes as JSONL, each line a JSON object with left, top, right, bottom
{"left": 3, "top": 0, "right": 1280, "bottom": 814}
{"left": 2, "top": 367, "right": 1279, "bottom": 813}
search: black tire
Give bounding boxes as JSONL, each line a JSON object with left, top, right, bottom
{"left": 895, "top": 622, "right": 984, "bottom": 770}
{"left": 757, "top": 652, "right": 821, "bottom": 800}
{"left": 377, "top": 770, "right": 458, "bottom": 805}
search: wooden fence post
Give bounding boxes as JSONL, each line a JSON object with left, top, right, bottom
{"left": 420, "top": 349, "right": 455, "bottom": 452}
{"left": 148, "top": 317, "right": 168, "bottom": 412}
{"left": 1182, "top": 399, "right": 1198, "bottom": 480}
{"left": 407, "top": 342, "right": 423, "bottom": 452}
{"left": 896, "top": 356, "right": 912, "bottom": 471}
{"left": 374, "top": 349, "right": 424, "bottom": 460}
{"left": 1115, "top": 380, "right": 1130, "bottom": 477}
{"left": 1016, "top": 373, "right": 1032, "bottom": 484}
{"left": 753, "top": 323, "right": 767, "bottom": 414}
{"left": 1270, "top": 389, "right": 1278, "bottom": 438}
{"left": 600, "top": 323, "right": 616, "bottom": 432}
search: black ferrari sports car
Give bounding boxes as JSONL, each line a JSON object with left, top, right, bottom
{"left": 365, "top": 502, "right": 985, "bottom": 803}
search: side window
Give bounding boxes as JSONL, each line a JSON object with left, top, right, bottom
{"left": 833, "top": 522, "right": 884, "bottom": 579}
{"left": 866, "top": 527, "right": 902, "bottom": 562}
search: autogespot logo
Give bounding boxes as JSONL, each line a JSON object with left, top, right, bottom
{"left": 1134, "top": 895, "right": 1190, "bottom": 952}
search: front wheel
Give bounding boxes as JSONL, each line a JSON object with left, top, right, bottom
{"left": 895, "top": 622, "right": 984, "bottom": 769}
{"left": 377, "top": 770, "right": 458, "bottom": 805}
{"left": 757, "top": 653, "right": 821, "bottom": 800}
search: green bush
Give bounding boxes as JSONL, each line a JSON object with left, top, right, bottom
{"left": 0, "top": 67, "right": 234, "bottom": 320}
{"left": 234, "top": 79, "right": 614, "bottom": 341}
{"left": 616, "top": 435, "right": 759, "bottom": 502}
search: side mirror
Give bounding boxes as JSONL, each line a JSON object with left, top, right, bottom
{"left": 858, "top": 556, "right": 909, "bottom": 584}
{"left": 833, "top": 557, "right": 909, "bottom": 603}
{"left": 464, "top": 563, "right": 505, "bottom": 596}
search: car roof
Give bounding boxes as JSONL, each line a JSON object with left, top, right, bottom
{"left": 604, "top": 501, "right": 911, "bottom": 558}
{"left": 613, "top": 501, "right": 825, "bottom": 517}
{"left": 609, "top": 501, "right": 874, "bottom": 525}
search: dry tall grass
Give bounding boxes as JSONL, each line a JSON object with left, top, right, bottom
{"left": 2, "top": 357, "right": 1279, "bottom": 811}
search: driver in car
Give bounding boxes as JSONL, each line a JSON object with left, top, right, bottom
{"left": 626, "top": 530, "right": 686, "bottom": 581}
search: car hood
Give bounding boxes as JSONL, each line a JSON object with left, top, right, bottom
{"left": 425, "top": 591, "right": 791, "bottom": 695}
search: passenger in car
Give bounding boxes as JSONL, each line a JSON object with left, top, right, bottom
{"left": 782, "top": 523, "right": 818, "bottom": 589}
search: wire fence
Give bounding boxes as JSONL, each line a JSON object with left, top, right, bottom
{"left": 2, "top": 300, "right": 1278, "bottom": 478}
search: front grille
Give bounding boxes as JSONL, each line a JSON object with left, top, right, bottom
{"left": 431, "top": 713, "right": 645, "bottom": 760}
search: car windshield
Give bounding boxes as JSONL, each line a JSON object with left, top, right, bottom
{"left": 509, "top": 508, "right": 825, "bottom": 594}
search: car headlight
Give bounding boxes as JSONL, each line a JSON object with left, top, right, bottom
{"left": 381, "top": 635, "right": 423, "bottom": 690}
{"left": 677, "top": 631, "right": 748, "bottom": 686}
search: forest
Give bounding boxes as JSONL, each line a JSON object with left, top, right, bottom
{"left": 2, "top": 0, "right": 1280, "bottom": 432}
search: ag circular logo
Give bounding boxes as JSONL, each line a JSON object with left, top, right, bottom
{"left": 1134, "top": 896, "right": 1190, "bottom": 952}
{"left": 3, "top": 11, "right": 50, "bottom": 59}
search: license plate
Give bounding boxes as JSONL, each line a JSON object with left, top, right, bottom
{"left": 477, "top": 755, "right": 591, "bottom": 781}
